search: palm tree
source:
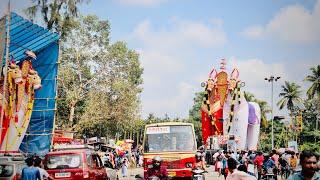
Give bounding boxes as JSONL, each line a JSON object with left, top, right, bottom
{"left": 277, "top": 81, "right": 303, "bottom": 114}
{"left": 244, "top": 91, "right": 256, "bottom": 102}
{"left": 305, "top": 65, "right": 320, "bottom": 99}
{"left": 256, "top": 100, "right": 271, "bottom": 129}
{"left": 305, "top": 65, "right": 320, "bottom": 131}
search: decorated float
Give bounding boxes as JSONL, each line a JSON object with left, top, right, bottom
{"left": 201, "top": 59, "right": 261, "bottom": 151}
{"left": 0, "top": 11, "right": 59, "bottom": 156}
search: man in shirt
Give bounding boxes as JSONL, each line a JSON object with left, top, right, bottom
{"left": 34, "top": 157, "right": 53, "bottom": 180}
{"left": 254, "top": 151, "right": 264, "bottom": 180}
{"left": 21, "top": 157, "right": 41, "bottom": 180}
{"left": 226, "top": 157, "right": 256, "bottom": 180}
{"left": 288, "top": 150, "right": 319, "bottom": 180}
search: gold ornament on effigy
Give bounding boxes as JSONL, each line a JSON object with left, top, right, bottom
{"left": 215, "top": 71, "right": 228, "bottom": 106}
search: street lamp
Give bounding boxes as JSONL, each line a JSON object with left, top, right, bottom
{"left": 265, "top": 76, "right": 281, "bottom": 150}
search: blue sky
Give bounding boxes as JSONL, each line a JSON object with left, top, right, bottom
{"left": 1, "top": 0, "right": 319, "bottom": 120}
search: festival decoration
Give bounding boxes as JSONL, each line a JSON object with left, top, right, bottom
{"left": 201, "top": 59, "right": 261, "bottom": 150}
{"left": 0, "top": 51, "right": 41, "bottom": 152}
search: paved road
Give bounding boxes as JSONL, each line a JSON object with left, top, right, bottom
{"left": 117, "top": 166, "right": 285, "bottom": 180}
{"left": 118, "top": 166, "right": 225, "bottom": 180}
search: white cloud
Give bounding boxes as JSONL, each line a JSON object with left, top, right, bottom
{"left": 131, "top": 18, "right": 227, "bottom": 118}
{"left": 228, "top": 58, "right": 286, "bottom": 101}
{"left": 227, "top": 57, "right": 318, "bottom": 118}
{"left": 243, "top": 0, "right": 320, "bottom": 43}
{"left": 142, "top": 81, "right": 196, "bottom": 118}
{"left": 132, "top": 19, "right": 227, "bottom": 51}
{"left": 138, "top": 49, "right": 185, "bottom": 86}
{"left": 242, "top": 26, "right": 265, "bottom": 39}
{"left": 116, "top": 0, "right": 168, "bottom": 6}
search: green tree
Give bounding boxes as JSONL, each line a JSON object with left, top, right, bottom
{"left": 277, "top": 81, "right": 303, "bottom": 144}
{"left": 305, "top": 65, "right": 320, "bottom": 99}
{"left": 58, "top": 15, "right": 110, "bottom": 127}
{"left": 305, "top": 65, "right": 320, "bottom": 131}
{"left": 26, "top": 0, "right": 88, "bottom": 39}
{"left": 76, "top": 41, "right": 143, "bottom": 139}
{"left": 188, "top": 91, "right": 206, "bottom": 146}
{"left": 256, "top": 100, "right": 271, "bottom": 130}
{"left": 244, "top": 91, "right": 255, "bottom": 102}
{"left": 277, "top": 81, "right": 303, "bottom": 114}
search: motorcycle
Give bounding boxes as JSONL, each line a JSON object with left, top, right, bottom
{"left": 261, "top": 167, "right": 276, "bottom": 180}
{"left": 192, "top": 168, "right": 207, "bottom": 180}
{"left": 147, "top": 176, "right": 161, "bottom": 180}
{"left": 135, "top": 174, "right": 160, "bottom": 180}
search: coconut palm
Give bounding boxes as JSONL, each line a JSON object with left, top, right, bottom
{"left": 277, "top": 81, "right": 303, "bottom": 114}
{"left": 305, "top": 65, "right": 320, "bottom": 131}
{"left": 305, "top": 65, "right": 320, "bottom": 99}
{"left": 256, "top": 100, "right": 271, "bottom": 128}
{"left": 244, "top": 91, "right": 256, "bottom": 102}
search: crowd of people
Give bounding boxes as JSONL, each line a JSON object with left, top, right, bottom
{"left": 209, "top": 149, "right": 319, "bottom": 180}
{"left": 101, "top": 146, "right": 143, "bottom": 177}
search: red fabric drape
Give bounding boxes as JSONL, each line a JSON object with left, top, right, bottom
{"left": 201, "top": 110, "right": 212, "bottom": 145}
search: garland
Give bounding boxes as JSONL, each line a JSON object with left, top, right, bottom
{"left": 227, "top": 82, "right": 241, "bottom": 133}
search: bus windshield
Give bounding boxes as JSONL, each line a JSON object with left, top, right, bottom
{"left": 144, "top": 125, "right": 196, "bottom": 152}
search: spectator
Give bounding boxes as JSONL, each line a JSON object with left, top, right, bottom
{"left": 34, "top": 157, "right": 52, "bottom": 180}
{"left": 121, "top": 157, "right": 129, "bottom": 177}
{"left": 226, "top": 158, "right": 256, "bottom": 180}
{"left": 263, "top": 155, "right": 275, "bottom": 170}
{"left": 289, "top": 153, "right": 298, "bottom": 172}
{"left": 221, "top": 155, "right": 228, "bottom": 179}
{"left": 21, "top": 157, "right": 41, "bottom": 180}
{"left": 139, "top": 154, "right": 143, "bottom": 167}
{"left": 287, "top": 150, "right": 319, "bottom": 180}
{"left": 279, "top": 155, "right": 290, "bottom": 179}
{"left": 254, "top": 151, "right": 264, "bottom": 180}
{"left": 271, "top": 149, "right": 279, "bottom": 178}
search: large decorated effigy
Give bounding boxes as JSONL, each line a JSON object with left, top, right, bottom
{"left": 0, "top": 12, "right": 59, "bottom": 155}
{"left": 201, "top": 59, "right": 261, "bottom": 150}
{"left": 0, "top": 52, "right": 41, "bottom": 152}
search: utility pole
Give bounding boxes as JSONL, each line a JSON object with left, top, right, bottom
{"left": 265, "top": 76, "right": 281, "bottom": 150}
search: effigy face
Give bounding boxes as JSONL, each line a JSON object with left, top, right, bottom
{"left": 207, "top": 79, "right": 215, "bottom": 92}
{"left": 27, "top": 70, "right": 42, "bottom": 90}
{"left": 8, "top": 62, "right": 22, "bottom": 84}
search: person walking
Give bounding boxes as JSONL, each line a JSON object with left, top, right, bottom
{"left": 34, "top": 157, "right": 52, "bottom": 180}
{"left": 289, "top": 153, "right": 298, "bottom": 174}
{"left": 121, "top": 157, "right": 129, "bottom": 177}
{"left": 21, "top": 157, "right": 41, "bottom": 180}
{"left": 254, "top": 152, "right": 264, "bottom": 180}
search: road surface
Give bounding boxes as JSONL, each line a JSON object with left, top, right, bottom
{"left": 118, "top": 165, "right": 225, "bottom": 180}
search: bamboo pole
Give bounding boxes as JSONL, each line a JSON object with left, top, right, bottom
{"left": 50, "top": 41, "right": 60, "bottom": 150}
{"left": 0, "top": 2, "right": 10, "bottom": 152}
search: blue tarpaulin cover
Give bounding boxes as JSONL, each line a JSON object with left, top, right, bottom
{"left": 2, "top": 12, "right": 59, "bottom": 156}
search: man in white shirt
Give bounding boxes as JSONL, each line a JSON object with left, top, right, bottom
{"left": 34, "top": 157, "right": 53, "bottom": 180}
